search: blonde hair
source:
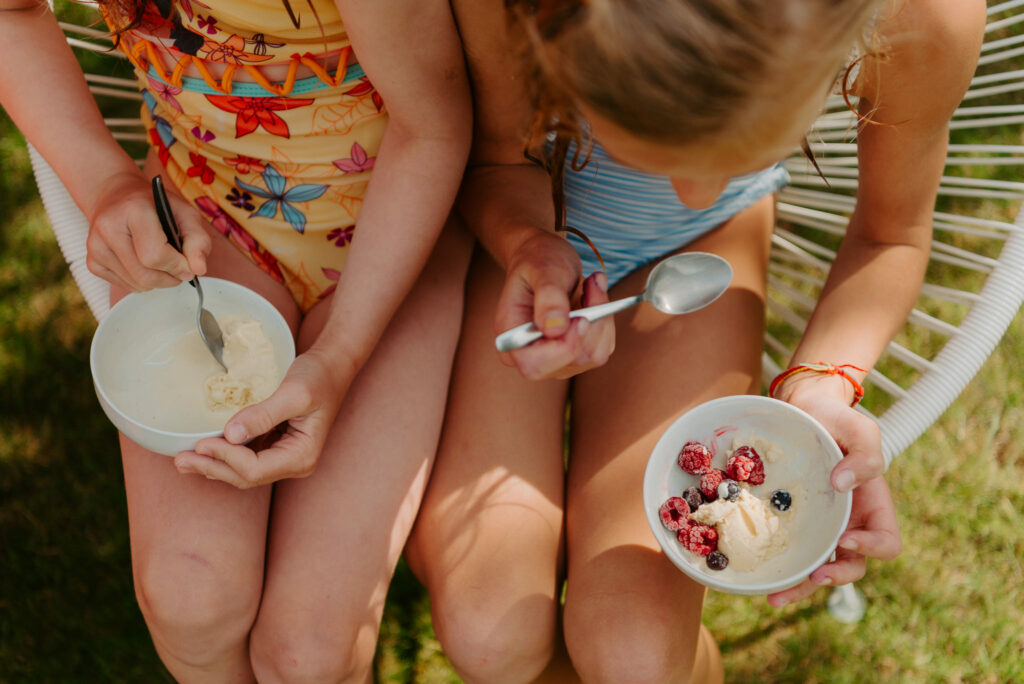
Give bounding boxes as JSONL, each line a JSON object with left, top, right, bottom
{"left": 512, "top": 0, "right": 883, "bottom": 225}
{"left": 521, "top": 0, "right": 882, "bottom": 148}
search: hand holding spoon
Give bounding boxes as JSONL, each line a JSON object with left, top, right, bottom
{"left": 495, "top": 251, "right": 733, "bottom": 352}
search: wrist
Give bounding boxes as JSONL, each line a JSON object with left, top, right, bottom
{"left": 769, "top": 362, "right": 866, "bottom": 407}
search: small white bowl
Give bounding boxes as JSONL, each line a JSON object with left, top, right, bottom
{"left": 90, "top": 278, "right": 295, "bottom": 456}
{"left": 643, "top": 395, "right": 851, "bottom": 595}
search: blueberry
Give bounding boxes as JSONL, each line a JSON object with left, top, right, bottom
{"left": 770, "top": 489, "right": 792, "bottom": 511}
{"left": 682, "top": 486, "right": 704, "bottom": 512}
{"left": 706, "top": 551, "right": 729, "bottom": 571}
{"left": 717, "top": 480, "right": 740, "bottom": 502}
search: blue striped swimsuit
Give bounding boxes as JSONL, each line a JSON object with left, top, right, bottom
{"left": 561, "top": 140, "right": 789, "bottom": 286}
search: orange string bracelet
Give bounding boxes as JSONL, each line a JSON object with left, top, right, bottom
{"left": 768, "top": 362, "right": 867, "bottom": 407}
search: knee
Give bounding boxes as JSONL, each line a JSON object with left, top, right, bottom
{"left": 564, "top": 606, "right": 697, "bottom": 684}
{"left": 431, "top": 587, "right": 558, "bottom": 684}
{"left": 249, "top": 611, "right": 376, "bottom": 684}
{"left": 134, "top": 553, "right": 261, "bottom": 666}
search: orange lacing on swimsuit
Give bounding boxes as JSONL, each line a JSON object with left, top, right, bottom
{"left": 124, "top": 38, "right": 352, "bottom": 96}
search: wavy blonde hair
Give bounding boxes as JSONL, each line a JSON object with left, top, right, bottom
{"left": 513, "top": 0, "right": 884, "bottom": 221}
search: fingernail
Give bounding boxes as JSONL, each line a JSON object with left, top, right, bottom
{"left": 595, "top": 271, "right": 608, "bottom": 292}
{"left": 225, "top": 424, "right": 247, "bottom": 444}
{"left": 816, "top": 575, "right": 833, "bottom": 586}
{"left": 543, "top": 314, "right": 566, "bottom": 332}
{"left": 576, "top": 318, "right": 590, "bottom": 336}
{"left": 834, "top": 469, "right": 855, "bottom": 493}
{"left": 839, "top": 537, "right": 859, "bottom": 552}
{"left": 176, "top": 464, "right": 195, "bottom": 475}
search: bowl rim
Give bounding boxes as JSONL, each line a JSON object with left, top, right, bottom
{"left": 89, "top": 277, "right": 295, "bottom": 440}
{"left": 643, "top": 394, "right": 853, "bottom": 595}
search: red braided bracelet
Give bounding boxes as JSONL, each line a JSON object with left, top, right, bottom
{"left": 768, "top": 362, "right": 867, "bottom": 407}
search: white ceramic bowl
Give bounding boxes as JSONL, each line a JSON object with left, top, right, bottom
{"left": 90, "top": 278, "right": 295, "bottom": 456}
{"left": 643, "top": 395, "right": 852, "bottom": 595}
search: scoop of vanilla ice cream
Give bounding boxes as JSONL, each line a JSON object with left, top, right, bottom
{"left": 204, "top": 315, "right": 278, "bottom": 410}
{"left": 691, "top": 489, "right": 788, "bottom": 571}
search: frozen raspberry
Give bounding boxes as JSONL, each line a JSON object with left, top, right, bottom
{"left": 682, "top": 486, "right": 704, "bottom": 512}
{"left": 706, "top": 551, "right": 729, "bottom": 571}
{"left": 658, "top": 497, "right": 691, "bottom": 531}
{"left": 726, "top": 446, "right": 766, "bottom": 485}
{"left": 699, "top": 469, "right": 726, "bottom": 501}
{"left": 770, "top": 489, "right": 792, "bottom": 512}
{"left": 678, "top": 523, "right": 718, "bottom": 556}
{"left": 677, "top": 441, "right": 712, "bottom": 475}
{"left": 717, "top": 479, "right": 740, "bottom": 502}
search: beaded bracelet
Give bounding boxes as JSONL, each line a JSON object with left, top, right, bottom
{"left": 768, "top": 362, "right": 867, "bottom": 407}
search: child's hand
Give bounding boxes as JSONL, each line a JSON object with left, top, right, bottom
{"left": 774, "top": 373, "right": 886, "bottom": 494}
{"left": 767, "top": 476, "right": 901, "bottom": 607}
{"left": 173, "top": 349, "right": 347, "bottom": 488}
{"left": 766, "top": 373, "right": 901, "bottom": 607}
{"left": 495, "top": 232, "right": 615, "bottom": 380}
{"left": 86, "top": 170, "right": 211, "bottom": 291}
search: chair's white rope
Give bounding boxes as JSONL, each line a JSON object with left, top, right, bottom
{"left": 27, "top": 143, "right": 110, "bottom": 321}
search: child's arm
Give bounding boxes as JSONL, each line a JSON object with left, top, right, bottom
{"left": 767, "top": 0, "right": 986, "bottom": 606}
{"left": 184, "top": 0, "right": 473, "bottom": 486}
{"left": 0, "top": 0, "right": 211, "bottom": 287}
{"left": 449, "top": 0, "right": 615, "bottom": 379}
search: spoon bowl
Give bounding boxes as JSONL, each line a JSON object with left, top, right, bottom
{"left": 152, "top": 176, "right": 226, "bottom": 370}
{"left": 495, "top": 251, "right": 733, "bottom": 352}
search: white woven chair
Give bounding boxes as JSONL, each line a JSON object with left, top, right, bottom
{"left": 27, "top": 0, "right": 1024, "bottom": 622}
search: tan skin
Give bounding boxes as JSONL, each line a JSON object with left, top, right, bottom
{"left": 406, "top": 0, "right": 985, "bottom": 681}
{"left": 0, "top": 0, "right": 473, "bottom": 680}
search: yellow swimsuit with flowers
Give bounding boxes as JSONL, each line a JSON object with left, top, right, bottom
{"left": 106, "top": 0, "right": 387, "bottom": 312}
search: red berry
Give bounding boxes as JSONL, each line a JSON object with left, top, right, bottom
{"left": 677, "top": 441, "right": 712, "bottom": 475}
{"left": 658, "top": 497, "right": 691, "bottom": 531}
{"left": 678, "top": 523, "right": 718, "bottom": 556}
{"left": 699, "top": 469, "right": 726, "bottom": 501}
{"left": 727, "top": 445, "right": 766, "bottom": 485}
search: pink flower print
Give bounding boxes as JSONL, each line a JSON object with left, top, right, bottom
{"left": 332, "top": 142, "right": 375, "bottom": 174}
{"left": 326, "top": 226, "right": 354, "bottom": 247}
{"left": 191, "top": 126, "right": 215, "bottom": 143}
{"left": 197, "top": 14, "right": 219, "bottom": 35}
{"left": 319, "top": 267, "right": 341, "bottom": 300}
{"left": 225, "top": 155, "right": 266, "bottom": 175}
{"left": 146, "top": 76, "right": 183, "bottom": 112}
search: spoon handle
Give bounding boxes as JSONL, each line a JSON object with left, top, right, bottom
{"left": 494, "top": 294, "right": 643, "bottom": 352}
{"left": 152, "top": 176, "right": 197, "bottom": 289}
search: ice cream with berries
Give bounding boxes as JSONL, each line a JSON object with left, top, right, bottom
{"left": 660, "top": 439, "right": 794, "bottom": 573}
{"left": 690, "top": 489, "right": 788, "bottom": 571}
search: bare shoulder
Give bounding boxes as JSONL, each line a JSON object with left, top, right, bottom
{"left": 854, "top": 0, "right": 986, "bottom": 123}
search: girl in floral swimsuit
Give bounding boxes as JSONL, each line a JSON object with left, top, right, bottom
{"left": 0, "top": 0, "right": 471, "bottom": 678}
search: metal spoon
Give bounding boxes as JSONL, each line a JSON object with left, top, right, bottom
{"left": 495, "top": 251, "right": 733, "bottom": 352}
{"left": 151, "top": 175, "right": 227, "bottom": 371}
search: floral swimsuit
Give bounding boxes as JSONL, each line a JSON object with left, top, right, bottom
{"left": 106, "top": 0, "right": 388, "bottom": 312}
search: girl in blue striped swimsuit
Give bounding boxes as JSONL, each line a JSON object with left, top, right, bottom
{"left": 407, "top": 0, "right": 985, "bottom": 681}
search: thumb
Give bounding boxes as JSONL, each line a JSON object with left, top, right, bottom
{"left": 223, "top": 386, "right": 302, "bottom": 445}
{"left": 531, "top": 273, "right": 575, "bottom": 338}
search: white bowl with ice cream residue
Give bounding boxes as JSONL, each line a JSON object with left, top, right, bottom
{"left": 90, "top": 277, "right": 295, "bottom": 456}
{"left": 643, "top": 394, "right": 852, "bottom": 595}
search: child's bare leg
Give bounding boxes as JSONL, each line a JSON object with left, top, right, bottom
{"left": 562, "top": 197, "right": 774, "bottom": 684}
{"left": 247, "top": 220, "right": 472, "bottom": 683}
{"left": 404, "top": 251, "right": 569, "bottom": 684}
{"left": 121, "top": 157, "right": 302, "bottom": 683}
